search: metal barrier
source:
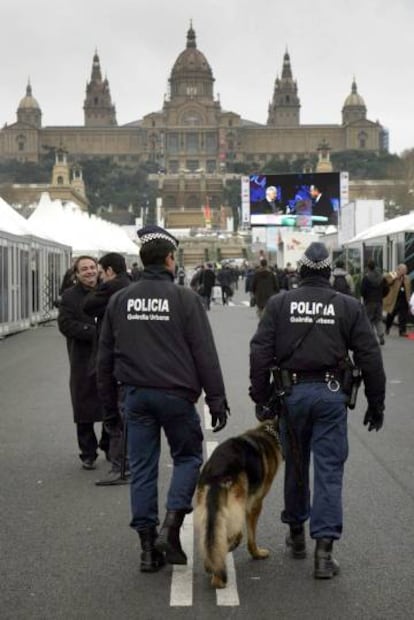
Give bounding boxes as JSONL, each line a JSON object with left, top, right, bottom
{"left": 0, "top": 230, "right": 71, "bottom": 337}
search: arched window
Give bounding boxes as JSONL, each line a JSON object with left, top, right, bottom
{"left": 358, "top": 131, "right": 367, "bottom": 149}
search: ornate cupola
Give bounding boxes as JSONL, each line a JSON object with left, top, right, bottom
{"left": 17, "top": 81, "right": 42, "bottom": 128}
{"left": 169, "top": 23, "right": 215, "bottom": 102}
{"left": 342, "top": 78, "right": 367, "bottom": 124}
{"left": 83, "top": 50, "right": 117, "bottom": 127}
{"left": 267, "top": 50, "right": 300, "bottom": 127}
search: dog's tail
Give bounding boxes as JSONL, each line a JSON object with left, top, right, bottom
{"left": 196, "top": 478, "right": 245, "bottom": 588}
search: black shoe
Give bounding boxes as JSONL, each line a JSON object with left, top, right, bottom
{"left": 285, "top": 525, "right": 306, "bottom": 559}
{"left": 385, "top": 328, "right": 390, "bottom": 335}
{"left": 314, "top": 538, "right": 340, "bottom": 579}
{"left": 138, "top": 528, "right": 166, "bottom": 573}
{"left": 81, "top": 458, "right": 96, "bottom": 470}
{"left": 155, "top": 510, "right": 187, "bottom": 565}
{"left": 379, "top": 335, "right": 385, "bottom": 345}
{"left": 95, "top": 469, "right": 130, "bottom": 486}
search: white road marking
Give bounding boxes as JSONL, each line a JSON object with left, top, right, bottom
{"left": 216, "top": 555, "right": 240, "bottom": 606}
{"left": 206, "top": 440, "right": 217, "bottom": 458}
{"left": 170, "top": 513, "right": 194, "bottom": 607}
{"left": 204, "top": 402, "right": 212, "bottom": 430}
{"left": 170, "top": 405, "right": 240, "bottom": 606}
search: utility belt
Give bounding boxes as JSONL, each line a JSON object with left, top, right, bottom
{"left": 271, "top": 363, "right": 362, "bottom": 409}
{"left": 289, "top": 369, "right": 343, "bottom": 388}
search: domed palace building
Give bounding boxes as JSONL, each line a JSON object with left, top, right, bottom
{"left": 0, "top": 24, "right": 387, "bottom": 225}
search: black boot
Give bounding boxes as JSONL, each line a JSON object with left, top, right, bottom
{"left": 285, "top": 524, "right": 306, "bottom": 559}
{"left": 155, "top": 510, "right": 187, "bottom": 565}
{"left": 314, "top": 538, "right": 340, "bottom": 579}
{"left": 138, "top": 527, "right": 166, "bottom": 573}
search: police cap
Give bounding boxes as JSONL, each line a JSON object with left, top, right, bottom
{"left": 137, "top": 225, "right": 179, "bottom": 250}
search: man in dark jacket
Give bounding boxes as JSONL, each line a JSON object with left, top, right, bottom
{"left": 97, "top": 225, "right": 229, "bottom": 573}
{"left": 250, "top": 242, "right": 386, "bottom": 579}
{"left": 83, "top": 252, "right": 132, "bottom": 485}
{"left": 198, "top": 263, "right": 216, "bottom": 310}
{"left": 58, "top": 255, "right": 109, "bottom": 470}
{"left": 360, "top": 259, "right": 387, "bottom": 345}
{"left": 251, "top": 258, "right": 279, "bottom": 318}
{"left": 216, "top": 265, "right": 234, "bottom": 305}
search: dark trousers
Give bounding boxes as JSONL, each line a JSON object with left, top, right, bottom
{"left": 385, "top": 298, "right": 409, "bottom": 334}
{"left": 201, "top": 293, "right": 212, "bottom": 310}
{"left": 76, "top": 422, "right": 110, "bottom": 462}
{"left": 280, "top": 382, "right": 348, "bottom": 540}
{"left": 123, "top": 387, "right": 203, "bottom": 531}
{"left": 365, "top": 301, "right": 385, "bottom": 340}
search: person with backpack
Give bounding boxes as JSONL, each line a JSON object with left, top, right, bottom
{"left": 330, "top": 260, "right": 355, "bottom": 296}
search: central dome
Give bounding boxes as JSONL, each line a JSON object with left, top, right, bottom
{"left": 343, "top": 79, "right": 366, "bottom": 108}
{"left": 169, "top": 25, "right": 215, "bottom": 102}
{"left": 18, "top": 83, "right": 40, "bottom": 110}
{"left": 170, "top": 25, "right": 213, "bottom": 78}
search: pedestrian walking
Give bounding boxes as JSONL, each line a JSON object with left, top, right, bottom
{"left": 97, "top": 225, "right": 229, "bottom": 573}
{"left": 199, "top": 263, "right": 216, "bottom": 310}
{"left": 330, "top": 259, "right": 355, "bottom": 295}
{"left": 216, "top": 266, "right": 234, "bottom": 305}
{"left": 250, "top": 242, "right": 386, "bottom": 579}
{"left": 58, "top": 255, "right": 109, "bottom": 470}
{"left": 383, "top": 264, "right": 411, "bottom": 337}
{"left": 360, "top": 258, "right": 388, "bottom": 345}
{"left": 251, "top": 258, "right": 279, "bottom": 318}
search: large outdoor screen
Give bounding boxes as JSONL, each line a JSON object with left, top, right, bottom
{"left": 248, "top": 172, "right": 341, "bottom": 227}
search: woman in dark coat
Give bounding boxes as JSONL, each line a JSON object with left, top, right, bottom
{"left": 58, "top": 256, "right": 108, "bottom": 469}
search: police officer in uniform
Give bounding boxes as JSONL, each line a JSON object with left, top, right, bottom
{"left": 249, "top": 242, "right": 385, "bottom": 579}
{"left": 97, "top": 225, "right": 229, "bottom": 573}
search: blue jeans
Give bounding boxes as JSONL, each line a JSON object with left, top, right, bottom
{"left": 123, "top": 387, "right": 203, "bottom": 531}
{"left": 280, "top": 382, "right": 348, "bottom": 540}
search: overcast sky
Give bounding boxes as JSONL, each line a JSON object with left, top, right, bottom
{"left": 1, "top": 0, "right": 413, "bottom": 155}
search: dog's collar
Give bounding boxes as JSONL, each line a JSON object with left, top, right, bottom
{"left": 263, "top": 420, "right": 281, "bottom": 444}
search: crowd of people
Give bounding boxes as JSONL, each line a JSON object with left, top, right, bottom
{"left": 56, "top": 225, "right": 412, "bottom": 581}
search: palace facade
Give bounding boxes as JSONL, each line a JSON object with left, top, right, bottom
{"left": 0, "top": 25, "right": 387, "bottom": 225}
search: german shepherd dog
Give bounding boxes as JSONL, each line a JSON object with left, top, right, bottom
{"left": 194, "top": 420, "right": 283, "bottom": 588}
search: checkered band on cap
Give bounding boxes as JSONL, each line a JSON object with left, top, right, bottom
{"left": 297, "top": 253, "right": 331, "bottom": 270}
{"left": 297, "top": 242, "right": 331, "bottom": 271}
{"left": 138, "top": 231, "right": 178, "bottom": 249}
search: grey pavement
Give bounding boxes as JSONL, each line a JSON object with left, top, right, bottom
{"left": 1, "top": 289, "right": 413, "bottom": 619}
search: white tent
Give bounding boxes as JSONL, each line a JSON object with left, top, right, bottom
{"left": 0, "top": 196, "right": 36, "bottom": 236}
{"left": 28, "top": 193, "right": 138, "bottom": 256}
{"left": 345, "top": 212, "right": 414, "bottom": 244}
{"left": 28, "top": 192, "right": 78, "bottom": 246}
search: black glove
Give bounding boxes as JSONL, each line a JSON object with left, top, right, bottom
{"left": 210, "top": 402, "right": 230, "bottom": 433}
{"left": 363, "top": 405, "right": 384, "bottom": 432}
{"left": 255, "top": 403, "right": 277, "bottom": 422}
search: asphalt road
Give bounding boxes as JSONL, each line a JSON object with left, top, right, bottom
{"left": 1, "top": 288, "right": 413, "bottom": 619}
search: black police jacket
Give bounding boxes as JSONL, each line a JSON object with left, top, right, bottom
{"left": 97, "top": 265, "right": 227, "bottom": 414}
{"left": 250, "top": 275, "right": 386, "bottom": 408}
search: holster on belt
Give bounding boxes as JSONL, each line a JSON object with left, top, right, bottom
{"left": 339, "top": 357, "right": 362, "bottom": 409}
